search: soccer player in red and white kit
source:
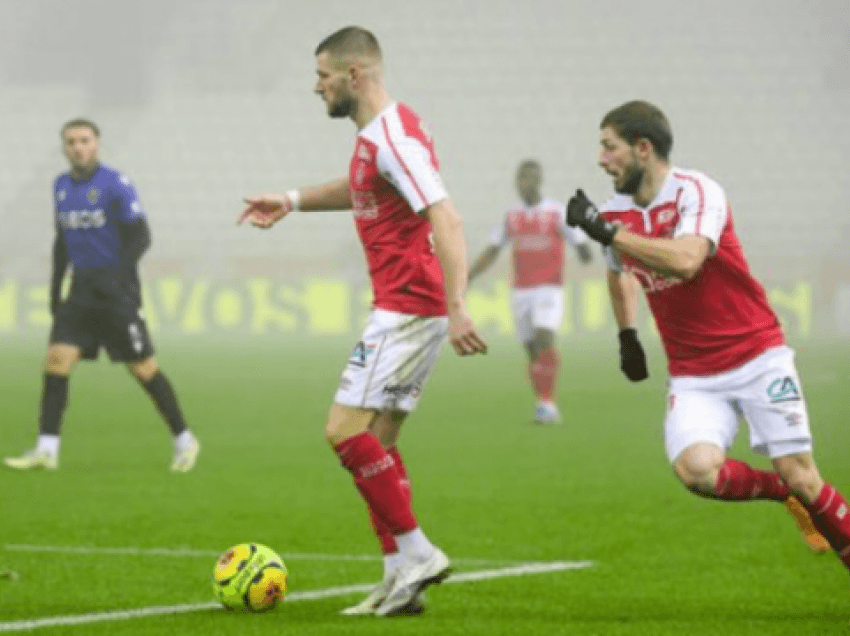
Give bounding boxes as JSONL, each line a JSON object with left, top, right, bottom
{"left": 469, "top": 160, "right": 591, "bottom": 424}
{"left": 567, "top": 101, "right": 846, "bottom": 577}
{"left": 239, "top": 27, "right": 488, "bottom": 617}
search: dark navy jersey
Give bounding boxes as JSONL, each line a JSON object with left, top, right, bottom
{"left": 54, "top": 163, "right": 146, "bottom": 271}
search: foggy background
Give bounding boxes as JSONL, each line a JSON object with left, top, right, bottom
{"left": 0, "top": 0, "right": 848, "bottom": 337}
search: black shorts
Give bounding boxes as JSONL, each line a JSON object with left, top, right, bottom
{"left": 50, "top": 301, "right": 155, "bottom": 362}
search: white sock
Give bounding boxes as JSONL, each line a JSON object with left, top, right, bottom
{"left": 175, "top": 430, "right": 195, "bottom": 450}
{"left": 383, "top": 552, "right": 402, "bottom": 580}
{"left": 36, "top": 435, "right": 60, "bottom": 457}
{"left": 395, "top": 528, "right": 435, "bottom": 561}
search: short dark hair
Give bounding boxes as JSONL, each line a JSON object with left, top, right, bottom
{"left": 61, "top": 118, "right": 100, "bottom": 138}
{"left": 600, "top": 101, "right": 673, "bottom": 161}
{"left": 517, "top": 159, "right": 541, "bottom": 173}
{"left": 314, "top": 26, "right": 382, "bottom": 63}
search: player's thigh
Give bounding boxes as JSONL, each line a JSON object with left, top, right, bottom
{"left": 333, "top": 309, "right": 448, "bottom": 415}
{"left": 736, "top": 348, "right": 812, "bottom": 459}
{"left": 664, "top": 387, "right": 739, "bottom": 465}
{"left": 369, "top": 409, "right": 409, "bottom": 449}
{"left": 48, "top": 303, "right": 98, "bottom": 367}
{"left": 530, "top": 286, "right": 564, "bottom": 334}
{"left": 326, "top": 403, "right": 378, "bottom": 446}
{"left": 510, "top": 289, "right": 535, "bottom": 344}
{"left": 102, "top": 306, "right": 156, "bottom": 363}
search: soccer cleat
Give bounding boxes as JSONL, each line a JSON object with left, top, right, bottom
{"left": 170, "top": 435, "right": 200, "bottom": 472}
{"left": 533, "top": 402, "right": 561, "bottom": 425}
{"left": 3, "top": 449, "right": 58, "bottom": 471}
{"left": 341, "top": 576, "right": 425, "bottom": 616}
{"left": 374, "top": 548, "right": 451, "bottom": 617}
{"left": 784, "top": 496, "right": 830, "bottom": 553}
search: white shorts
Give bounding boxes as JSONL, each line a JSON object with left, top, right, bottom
{"left": 510, "top": 286, "right": 564, "bottom": 343}
{"left": 334, "top": 309, "right": 448, "bottom": 412}
{"left": 664, "top": 346, "right": 812, "bottom": 462}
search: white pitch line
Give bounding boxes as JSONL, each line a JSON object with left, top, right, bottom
{"left": 0, "top": 560, "right": 592, "bottom": 632}
{"left": 2, "top": 544, "right": 520, "bottom": 566}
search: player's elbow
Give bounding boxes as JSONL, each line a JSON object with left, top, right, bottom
{"left": 670, "top": 251, "right": 706, "bottom": 280}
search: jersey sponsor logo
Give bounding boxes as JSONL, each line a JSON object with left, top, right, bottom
{"left": 766, "top": 376, "right": 801, "bottom": 403}
{"left": 86, "top": 187, "right": 100, "bottom": 205}
{"left": 348, "top": 340, "right": 377, "bottom": 368}
{"left": 627, "top": 265, "right": 683, "bottom": 294}
{"left": 58, "top": 208, "right": 107, "bottom": 230}
{"left": 656, "top": 209, "right": 676, "bottom": 224}
{"left": 351, "top": 191, "right": 378, "bottom": 219}
{"left": 514, "top": 235, "right": 554, "bottom": 251}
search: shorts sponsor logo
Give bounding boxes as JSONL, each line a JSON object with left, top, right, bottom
{"left": 348, "top": 341, "right": 376, "bottom": 368}
{"left": 668, "top": 394, "right": 676, "bottom": 411}
{"left": 785, "top": 412, "right": 803, "bottom": 426}
{"left": 767, "top": 376, "right": 801, "bottom": 403}
{"left": 382, "top": 383, "right": 421, "bottom": 398}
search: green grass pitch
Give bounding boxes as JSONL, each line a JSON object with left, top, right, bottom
{"left": 0, "top": 334, "right": 847, "bottom": 634}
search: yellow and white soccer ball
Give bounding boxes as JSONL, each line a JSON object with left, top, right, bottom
{"left": 212, "top": 543, "right": 288, "bottom": 612}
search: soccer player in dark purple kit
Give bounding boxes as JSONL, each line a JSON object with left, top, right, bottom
{"left": 4, "top": 119, "right": 200, "bottom": 472}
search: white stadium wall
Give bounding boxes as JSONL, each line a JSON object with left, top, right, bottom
{"left": 0, "top": 0, "right": 848, "bottom": 336}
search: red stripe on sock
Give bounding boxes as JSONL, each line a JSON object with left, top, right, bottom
{"left": 335, "top": 432, "right": 417, "bottom": 536}
{"left": 806, "top": 484, "right": 850, "bottom": 570}
{"left": 714, "top": 459, "right": 789, "bottom": 501}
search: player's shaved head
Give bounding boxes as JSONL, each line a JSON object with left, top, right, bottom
{"left": 601, "top": 101, "right": 673, "bottom": 161}
{"left": 61, "top": 118, "right": 100, "bottom": 139}
{"left": 315, "top": 26, "right": 382, "bottom": 67}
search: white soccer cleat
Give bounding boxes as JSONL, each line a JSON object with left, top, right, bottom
{"left": 341, "top": 575, "right": 425, "bottom": 616}
{"left": 374, "top": 548, "right": 450, "bottom": 617}
{"left": 533, "top": 402, "right": 561, "bottom": 425}
{"left": 4, "top": 449, "right": 58, "bottom": 471}
{"left": 170, "top": 435, "right": 200, "bottom": 472}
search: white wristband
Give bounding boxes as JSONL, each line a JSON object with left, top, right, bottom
{"left": 286, "top": 189, "right": 301, "bottom": 211}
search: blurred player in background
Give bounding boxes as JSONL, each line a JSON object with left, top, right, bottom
{"left": 239, "top": 27, "right": 487, "bottom": 616}
{"left": 567, "top": 101, "right": 843, "bottom": 569}
{"left": 468, "top": 160, "right": 591, "bottom": 424}
{"left": 4, "top": 119, "right": 200, "bottom": 473}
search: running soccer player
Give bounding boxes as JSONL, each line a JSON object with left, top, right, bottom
{"left": 468, "top": 159, "right": 591, "bottom": 424}
{"left": 567, "top": 100, "right": 839, "bottom": 565}
{"left": 239, "top": 27, "right": 487, "bottom": 616}
{"left": 4, "top": 119, "right": 200, "bottom": 473}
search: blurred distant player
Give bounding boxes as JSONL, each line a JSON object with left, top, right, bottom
{"left": 468, "top": 160, "right": 591, "bottom": 423}
{"left": 239, "top": 27, "right": 487, "bottom": 616}
{"left": 567, "top": 101, "right": 841, "bottom": 566}
{"left": 4, "top": 119, "right": 199, "bottom": 473}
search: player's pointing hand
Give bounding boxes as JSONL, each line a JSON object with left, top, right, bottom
{"left": 238, "top": 193, "right": 294, "bottom": 229}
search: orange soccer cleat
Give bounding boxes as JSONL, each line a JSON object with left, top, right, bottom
{"left": 784, "top": 496, "right": 830, "bottom": 553}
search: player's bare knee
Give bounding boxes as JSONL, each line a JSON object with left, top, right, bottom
{"left": 673, "top": 445, "right": 724, "bottom": 494}
{"left": 44, "top": 346, "right": 77, "bottom": 375}
{"left": 128, "top": 357, "right": 159, "bottom": 383}
{"left": 773, "top": 454, "right": 823, "bottom": 503}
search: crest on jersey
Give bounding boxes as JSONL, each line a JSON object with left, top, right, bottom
{"left": 87, "top": 187, "right": 100, "bottom": 204}
{"left": 57, "top": 189, "right": 66, "bottom": 202}
{"left": 656, "top": 209, "right": 676, "bottom": 224}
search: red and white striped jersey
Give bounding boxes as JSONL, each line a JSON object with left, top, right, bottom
{"left": 602, "top": 168, "right": 784, "bottom": 377}
{"left": 350, "top": 102, "right": 448, "bottom": 316}
{"left": 489, "top": 198, "right": 588, "bottom": 288}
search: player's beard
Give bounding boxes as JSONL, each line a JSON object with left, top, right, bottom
{"left": 328, "top": 94, "right": 354, "bottom": 119}
{"left": 614, "top": 161, "right": 644, "bottom": 196}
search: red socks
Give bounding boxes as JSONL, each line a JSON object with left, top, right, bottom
{"left": 335, "top": 433, "right": 417, "bottom": 546}
{"left": 367, "top": 447, "right": 411, "bottom": 555}
{"left": 805, "top": 484, "right": 850, "bottom": 569}
{"left": 529, "top": 348, "right": 559, "bottom": 401}
{"left": 714, "top": 459, "right": 789, "bottom": 501}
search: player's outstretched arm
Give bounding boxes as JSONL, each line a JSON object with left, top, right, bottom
{"left": 425, "top": 199, "right": 488, "bottom": 356}
{"left": 239, "top": 176, "right": 351, "bottom": 228}
{"left": 467, "top": 245, "right": 500, "bottom": 283}
{"left": 607, "top": 270, "right": 648, "bottom": 382}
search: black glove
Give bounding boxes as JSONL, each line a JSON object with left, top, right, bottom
{"left": 567, "top": 189, "right": 619, "bottom": 246}
{"left": 618, "top": 328, "right": 649, "bottom": 382}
